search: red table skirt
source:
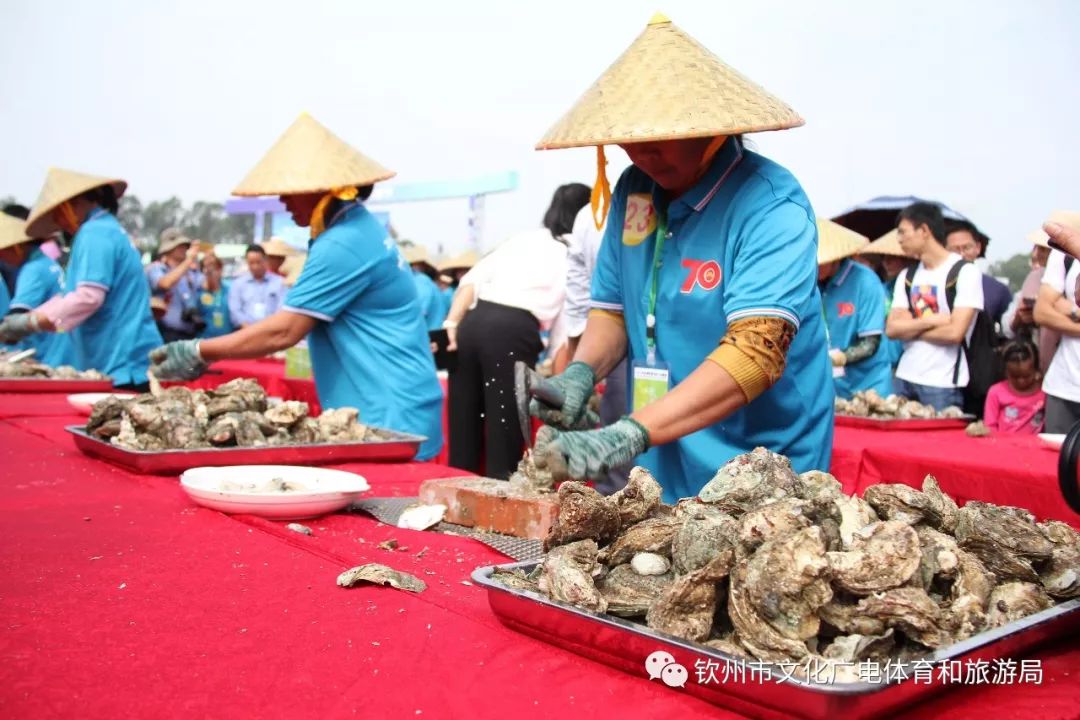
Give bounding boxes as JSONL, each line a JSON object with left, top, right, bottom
{"left": 0, "top": 392, "right": 1078, "bottom": 719}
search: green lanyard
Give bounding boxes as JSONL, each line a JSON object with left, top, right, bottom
{"left": 646, "top": 211, "right": 668, "bottom": 365}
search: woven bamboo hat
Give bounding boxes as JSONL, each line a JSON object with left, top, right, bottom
{"left": 25, "top": 168, "right": 127, "bottom": 238}
{"left": 817, "top": 219, "right": 868, "bottom": 264}
{"left": 261, "top": 237, "right": 299, "bottom": 258}
{"left": 232, "top": 113, "right": 395, "bottom": 197}
{"left": 1027, "top": 228, "right": 1050, "bottom": 249}
{"left": 438, "top": 250, "right": 478, "bottom": 273}
{"left": 536, "top": 13, "right": 803, "bottom": 150}
{"left": 860, "top": 228, "right": 908, "bottom": 258}
{"left": 1047, "top": 210, "right": 1080, "bottom": 234}
{"left": 401, "top": 244, "right": 434, "bottom": 267}
{"left": 0, "top": 212, "right": 31, "bottom": 252}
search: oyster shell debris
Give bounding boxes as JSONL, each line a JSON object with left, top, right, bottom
{"left": 337, "top": 563, "right": 427, "bottom": 593}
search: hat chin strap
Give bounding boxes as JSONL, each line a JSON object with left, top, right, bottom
{"left": 55, "top": 201, "right": 81, "bottom": 235}
{"left": 310, "top": 186, "right": 360, "bottom": 239}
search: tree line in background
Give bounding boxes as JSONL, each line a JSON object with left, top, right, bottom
{"left": 1, "top": 194, "right": 255, "bottom": 253}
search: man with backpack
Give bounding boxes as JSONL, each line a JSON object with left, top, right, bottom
{"left": 886, "top": 202, "right": 986, "bottom": 411}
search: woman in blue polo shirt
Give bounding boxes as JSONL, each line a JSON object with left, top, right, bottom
{"left": 529, "top": 14, "right": 833, "bottom": 501}
{"left": 0, "top": 208, "right": 75, "bottom": 366}
{"left": 817, "top": 220, "right": 892, "bottom": 399}
{"left": 148, "top": 113, "right": 444, "bottom": 460}
{"left": 0, "top": 169, "right": 162, "bottom": 390}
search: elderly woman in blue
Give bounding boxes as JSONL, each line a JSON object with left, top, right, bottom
{"left": 529, "top": 15, "right": 834, "bottom": 502}
{"left": 0, "top": 170, "right": 161, "bottom": 389}
{"left": 816, "top": 220, "right": 893, "bottom": 399}
{"left": 149, "top": 114, "right": 444, "bottom": 460}
{"left": 0, "top": 208, "right": 75, "bottom": 366}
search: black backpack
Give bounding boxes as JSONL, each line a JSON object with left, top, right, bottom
{"left": 904, "top": 260, "right": 1004, "bottom": 415}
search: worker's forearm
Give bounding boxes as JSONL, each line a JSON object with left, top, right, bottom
{"left": 445, "top": 285, "right": 475, "bottom": 324}
{"left": 198, "top": 311, "right": 306, "bottom": 361}
{"left": 631, "top": 360, "right": 745, "bottom": 446}
{"left": 573, "top": 312, "right": 628, "bottom": 380}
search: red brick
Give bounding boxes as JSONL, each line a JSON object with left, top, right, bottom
{"left": 418, "top": 477, "right": 559, "bottom": 540}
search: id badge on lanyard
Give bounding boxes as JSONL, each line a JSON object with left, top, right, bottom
{"left": 821, "top": 297, "right": 845, "bottom": 377}
{"left": 632, "top": 210, "right": 672, "bottom": 413}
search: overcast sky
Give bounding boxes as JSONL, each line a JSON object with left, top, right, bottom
{"left": 3, "top": 0, "right": 1078, "bottom": 261}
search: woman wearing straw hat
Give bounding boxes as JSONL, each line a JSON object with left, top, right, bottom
{"left": 0, "top": 208, "right": 76, "bottom": 366}
{"left": 402, "top": 244, "right": 447, "bottom": 331}
{"left": 148, "top": 113, "right": 444, "bottom": 460}
{"left": 260, "top": 237, "right": 299, "bottom": 277}
{"left": 0, "top": 169, "right": 162, "bottom": 389}
{"left": 817, "top": 220, "right": 892, "bottom": 399}
{"left": 528, "top": 14, "right": 833, "bottom": 501}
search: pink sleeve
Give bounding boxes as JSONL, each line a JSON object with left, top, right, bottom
{"left": 37, "top": 285, "right": 108, "bottom": 332}
{"left": 983, "top": 384, "right": 1002, "bottom": 431}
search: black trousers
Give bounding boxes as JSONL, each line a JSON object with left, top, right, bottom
{"left": 449, "top": 300, "right": 543, "bottom": 479}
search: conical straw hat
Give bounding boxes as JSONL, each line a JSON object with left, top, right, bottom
{"left": 438, "top": 250, "right": 478, "bottom": 272}
{"left": 232, "top": 113, "right": 396, "bottom": 197}
{"left": 1026, "top": 228, "right": 1050, "bottom": 249}
{"left": 860, "top": 228, "right": 908, "bottom": 258}
{"left": 1048, "top": 210, "right": 1080, "bottom": 234}
{"left": 817, "top": 219, "right": 868, "bottom": 264}
{"left": 536, "top": 13, "right": 803, "bottom": 149}
{"left": 401, "top": 244, "right": 433, "bottom": 266}
{"left": 25, "top": 168, "right": 127, "bottom": 238}
{"left": 0, "top": 212, "right": 31, "bottom": 252}
{"left": 261, "top": 237, "right": 299, "bottom": 257}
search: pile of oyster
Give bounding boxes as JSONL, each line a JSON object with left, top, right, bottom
{"left": 0, "top": 359, "right": 108, "bottom": 381}
{"left": 85, "top": 378, "right": 385, "bottom": 450}
{"left": 495, "top": 448, "right": 1079, "bottom": 673}
{"left": 836, "top": 389, "right": 965, "bottom": 420}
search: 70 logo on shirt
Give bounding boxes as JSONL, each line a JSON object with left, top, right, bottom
{"left": 680, "top": 259, "right": 723, "bottom": 293}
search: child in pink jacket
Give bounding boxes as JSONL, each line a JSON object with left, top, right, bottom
{"left": 984, "top": 339, "right": 1046, "bottom": 434}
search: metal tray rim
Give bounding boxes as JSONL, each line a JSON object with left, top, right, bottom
{"left": 66, "top": 424, "right": 427, "bottom": 453}
{"left": 473, "top": 560, "right": 1080, "bottom": 696}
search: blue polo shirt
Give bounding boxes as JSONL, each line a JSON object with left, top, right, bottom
{"left": 283, "top": 202, "right": 444, "bottom": 460}
{"left": 0, "top": 274, "right": 9, "bottom": 318}
{"left": 65, "top": 209, "right": 162, "bottom": 385}
{"left": 822, "top": 259, "right": 893, "bottom": 399}
{"left": 198, "top": 281, "right": 234, "bottom": 338}
{"left": 9, "top": 246, "right": 75, "bottom": 366}
{"left": 591, "top": 138, "right": 834, "bottom": 502}
{"left": 412, "top": 270, "right": 447, "bottom": 331}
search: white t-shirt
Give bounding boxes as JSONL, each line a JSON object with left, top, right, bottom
{"left": 1041, "top": 250, "right": 1080, "bottom": 402}
{"left": 459, "top": 228, "right": 567, "bottom": 330}
{"left": 892, "top": 253, "right": 984, "bottom": 388}
{"left": 564, "top": 205, "right": 606, "bottom": 338}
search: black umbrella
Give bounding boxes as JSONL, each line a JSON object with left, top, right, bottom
{"left": 831, "top": 195, "right": 970, "bottom": 241}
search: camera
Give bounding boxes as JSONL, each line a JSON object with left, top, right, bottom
{"left": 181, "top": 306, "right": 207, "bottom": 333}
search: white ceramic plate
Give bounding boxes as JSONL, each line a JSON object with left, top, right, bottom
{"left": 67, "top": 392, "right": 136, "bottom": 415}
{"left": 1039, "top": 433, "right": 1066, "bottom": 450}
{"left": 179, "top": 465, "right": 370, "bottom": 520}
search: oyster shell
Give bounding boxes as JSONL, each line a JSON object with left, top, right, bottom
{"left": 827, "top": 521, "right": 921, "bottom": 595}
{"left": 822, "top": 629, "right": 896, "bottom": 663}
{"left": 818, "top": 598, "right": 888, "bottom": 637}
{"left": 911, "top": 526, "right": 960, "bottom": 592}
{"left": 744, "top": 526, "right": 832, "bottom": 641}
{"left": 797, "top": 471, "right": 843, "bottom": 503}
{"left": 862, "top": 484, "right": 929, "bottom": 525}
{"left": 264, "top": 400, "right": 309, "bottom": 427}
{"left": 736, "top": 498, "right": 813, "bottom": 557}
{"left": 943, "top": 550, "right": 993, "bottom": 640}
{"left": 608, "top": 466, "right": 663, "bottom": 527}
{"left": 317, "top": 407, "right": 369, "bottom": 442}
{"left": 1037, "top": 521, "right": 1080, "bottom": 599}
{"left": 631, "top": 552, "right": 671, "bottom": 576}
{"left": 671, "top": 504, "right": 738, "bottom": 574}
{"left": 698, "top": 447, "right": 800, "bottom": 512}
{"left": 728, "top": 560, "right": 810, "bottom": 662}
{"left": 856, "top": 588, "right": 950, "bottom": 648}
{"left": 337, "top": 563, "right": 427, "bottom": 593}
{"left": 985, "top": 582, "right": 1053, "bottom": 629}
{"left": 834, "top": 495, "right": 879, "bottom": 548}
{"left": 492, "top": 567, "right": 540, "bottom": 593}
{"left": 87, "top": 395, "right": 130, "bottom": 435}
{"left": 921, "top": 475, "right": 960, "bottom": 533}
{"left": 397, "top": 504, "right": 447, "bottom": 531}
{"left": 602, "top": 516, "right": 682, "bottom": 566}
{"left": 954, "top": 502, "right": 1054, "bottom": 582}
{"left": 540, "top": 539, "right": 606, "bottom": 612}
{"left": 544, "top": 482, "right": 621, "bottom": 551}
{"left": 646, "top": 550, "right": 733, "bottom": 642}
{"left": 597, "top": 563, "right": 673, "bottom": 617}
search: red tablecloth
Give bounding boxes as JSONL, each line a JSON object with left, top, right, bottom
{"left": 1, "top": 392, "right": 1078, "bottom": 719}
{"left": 832, "top": 426, "right": 1079, "bottom": 527}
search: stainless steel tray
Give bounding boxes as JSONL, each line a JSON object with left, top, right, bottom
{"left": 0, "top": 378, "right": 114, "bottom": 393}
{"left": 835, "top": 414, "right": 974, "bottom": 431}
{"left": 474, "top": 561, "right": 1080, "bottom": 720}
{"left": 67, "top": 424, "right": 425, "bottom": 474}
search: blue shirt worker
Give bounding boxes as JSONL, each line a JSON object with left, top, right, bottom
{"left": 817, "top": 219, "right": 892, "bottom": 399}
{"left": 0, "top": 169, "right": 162, "bottom": 390}
{"left": 0, "top": 211, "right": 75, "bottom": 366}
{"left": 228, "top": 244, "right": 285, "bottom": 328}
{"left": 147, "top": 113, "right": 444, "bottom": 460}
{"left": 402, "top": 245, "right": 446, "bottom": 331}
{"left": 198, "top": 253, "right": 234, "bottom": 338}
{"left": 528, "top": 14, "right": 833, "bottom": 502}
{"left": 146, "top": 228, "right": 206, "bottom": 342}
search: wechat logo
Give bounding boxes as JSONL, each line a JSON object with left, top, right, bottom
{"left": 645, "top": 650, "right": 689, "bottom": 688}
